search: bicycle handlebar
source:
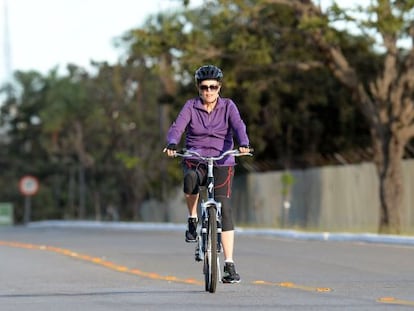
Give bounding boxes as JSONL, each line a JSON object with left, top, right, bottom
{"left": 174, "top": 149, "right": 253, "bottom": 161}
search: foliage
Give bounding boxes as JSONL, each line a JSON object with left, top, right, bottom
{"left": 271, "top": 0, "right": 414, "bottom": 234}
{"left": 0, "top": 0, "right": 391, "bottom": 223}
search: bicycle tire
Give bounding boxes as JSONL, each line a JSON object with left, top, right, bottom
{"left": 204, "top": 205, "right": 218, "bottom": 293}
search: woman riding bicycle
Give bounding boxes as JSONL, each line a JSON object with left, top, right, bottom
{"left": 164, "top": 65, "right": 251, "bottom": 284}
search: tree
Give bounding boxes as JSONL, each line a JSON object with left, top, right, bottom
{"left": 199, "top": 0, "right": 372, "bottom": 168}
{"left": 89, "top": 62, "right": 166, "bottom": 220}
{"left": 258, "top": 0, "right": 414, "bottom": 233}
{"left": 0, "top": 61, "right": 165, "bottom": 221}
{"left": 123, "top": 1, "right": 374, "bottom": 169}
{"left": 1, "top": 0, "right": 400, "bottom": 228}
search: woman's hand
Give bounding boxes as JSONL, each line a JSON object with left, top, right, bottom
{"left": 163, "top": 144, "right": 177, "bottom": 157}
{"left": 238, "top": 145, "right": 251, "bottom": 154}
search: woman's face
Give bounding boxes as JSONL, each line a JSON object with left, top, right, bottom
{"left": 198, "top": 79, "right": 221, "bottom": 104}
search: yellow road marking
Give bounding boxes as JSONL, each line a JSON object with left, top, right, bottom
{"left": 12, "top": 238, "right": 413, "bottom": 308}
{"left": 0, "top": 240, "right": 332, "bottom": 292}
{"left": 0, "top": 240, "right": 203, "bottom": 286}
{"left": 4, "top": 239, "right": 414, "bottom": 306}
{"left": 378, "top": 297, "right": 414, "bottom": 306}
{"left": 253, "top": 280, "right": 332, "bottom": 293}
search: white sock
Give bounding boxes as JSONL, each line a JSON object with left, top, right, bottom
{"left": 225, "top": 259, "right": 234, "bottom": 263}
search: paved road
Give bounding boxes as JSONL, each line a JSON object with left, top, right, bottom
{"left": 1, "top": 224, "right": 414, "bottom": 310}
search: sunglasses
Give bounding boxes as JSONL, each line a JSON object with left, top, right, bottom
{"left": 199, "top": 84, "right": 220, "bottom": 91}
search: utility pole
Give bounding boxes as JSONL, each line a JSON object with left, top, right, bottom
{"left": 3, "top": 0, "right": 12, "bottom": 83}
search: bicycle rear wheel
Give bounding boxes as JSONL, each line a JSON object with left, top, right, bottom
{"left": 203, "top": 205, "right": 218, "bottom": 293}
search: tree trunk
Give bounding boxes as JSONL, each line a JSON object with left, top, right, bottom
{"left": 132, "top": 197, "right": 143, "bottom": 221}
{"left": 372, "top": 129, "right": 404, "bottom": 234}
{"left": 94, "top": 190, "right": 101, "bottom": 221}
{"left": 78, "top": 163, "right": 86, "bottom": 219}
{"left": 271, "top": 0, "right": 414, "bottom": 234}
{"left": 68, "top": 165, "right": 76, "bottom": 218}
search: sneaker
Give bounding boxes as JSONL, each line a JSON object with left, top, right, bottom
{"left": 185, "top": 217, "right": 198, "bottom": 243}
{"left": 222, "top": 262, "right": 241, "bottom": 284}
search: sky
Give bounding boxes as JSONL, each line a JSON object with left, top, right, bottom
{"left": 0, "top": 0, "right": 202, "bottom": 85}
{"left": 0, "top": 0, "right": 368, "bottom": 86}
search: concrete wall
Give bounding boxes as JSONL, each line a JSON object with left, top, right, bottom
{"left": 236, "top": 160, "right": 414, "bottom": 232}
{"left": 142, "top": 159, "right": 414, "bottom": 232}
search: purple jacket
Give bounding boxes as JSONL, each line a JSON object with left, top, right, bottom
{"left": 167, "top": 97, "right": 249, "bottom": 166}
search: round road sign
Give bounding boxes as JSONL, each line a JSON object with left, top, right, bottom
{"left": 19, "top": 175, "right": 39, "bottom": 196}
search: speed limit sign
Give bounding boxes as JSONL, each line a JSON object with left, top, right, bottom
{"left": 19, "top": 175, "right": 39, "bottom": 196}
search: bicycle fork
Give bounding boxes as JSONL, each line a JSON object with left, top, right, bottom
{"left": 195, "top": 159, "right": 222, "bottom": 262}
{"left": 195, "top": 202, "right": 222, "bottom": 262}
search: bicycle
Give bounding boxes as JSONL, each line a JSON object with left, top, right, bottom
{"left": 174, "top": 149, "right": 253, "bottom": 293}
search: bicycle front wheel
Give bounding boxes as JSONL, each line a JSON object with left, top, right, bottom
{"left": 204, "top": 205, "right": 218, "bottom": 293}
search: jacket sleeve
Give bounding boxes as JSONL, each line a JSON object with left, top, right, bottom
{"left": 166, "top": 100, "right": 192, "bottom": 145}
{"left": 228, "top": 99, "right": 250, "bottom": 146}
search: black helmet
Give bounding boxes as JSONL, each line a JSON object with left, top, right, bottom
{"left": 194, "top": 65, "right": 223, "bottom": 84}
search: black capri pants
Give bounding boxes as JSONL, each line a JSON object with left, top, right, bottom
{"left": 182, "top": 160, "right": 235, "bottom": 231}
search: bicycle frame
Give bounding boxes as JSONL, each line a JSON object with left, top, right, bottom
{"left": 201, "top": 154, "right": 222, "bottom": 249}
{"left": 173, "top": 149, "right": 252, "bottom": 293}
